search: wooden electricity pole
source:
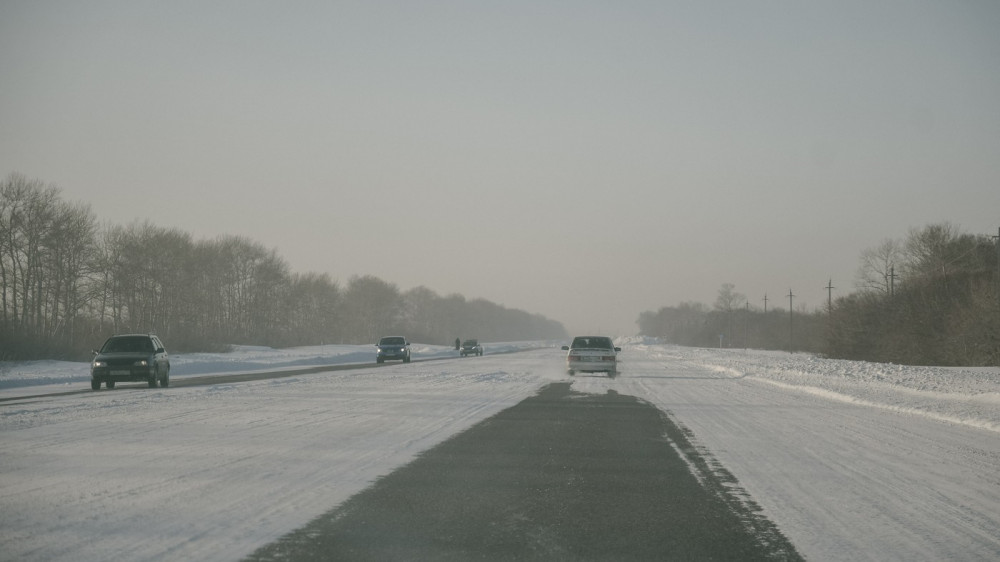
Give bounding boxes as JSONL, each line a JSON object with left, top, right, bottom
{"left": 826, "top": 278, "right": 835, "bottom": 315}
{"left": 744, "top": 301, "right": 749, "bottom": 350}
{"left": 788, "top": 288, "right": 795, "bottom": 353}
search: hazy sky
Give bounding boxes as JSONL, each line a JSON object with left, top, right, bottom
{"left": 2, "top": 1, "right": 998, "bottom": 335}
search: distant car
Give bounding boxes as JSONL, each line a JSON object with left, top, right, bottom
{"left": 376, "top": 336, "right": 411, "bottom": 363}
{"left": 90, "top": 334, "right": 170, "bottom": 390}
{"left": 460, "top": 339, "right": 483, "bottom": 357}
{"left": 561, "top": 336, "right": 620, "bottom": 377}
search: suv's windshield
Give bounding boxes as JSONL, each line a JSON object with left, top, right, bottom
{"left": 102, "top": 336, "right": 153, "bottom": 353}
{"left": 379, "top": 337, "right": 405, "bottom": 345}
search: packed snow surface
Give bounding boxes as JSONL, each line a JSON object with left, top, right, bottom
{"left": 2, "top": 339, "right": 998, "bottom": 561}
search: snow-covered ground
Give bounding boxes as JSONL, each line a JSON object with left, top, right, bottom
{"left": 2, "top": 340, "right": 998, "bottom": 561}
{"left": 659, "top": 344, "right": 1000, "bottom": 433}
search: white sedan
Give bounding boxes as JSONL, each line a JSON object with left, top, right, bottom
{"left": 561, "top": 336, "right": 621, "bottom": 377}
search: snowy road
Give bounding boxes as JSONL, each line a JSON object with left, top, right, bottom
{"left": 2, "top": 343, "right": 998, "bottom": 561}
{"left": 574, "top": 346, "right": 1000, "bottom": 561}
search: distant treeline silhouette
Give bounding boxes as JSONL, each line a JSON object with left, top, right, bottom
{"left": 0, "top": 173, "right": 566, "bottom": 361}
{"left": 638, "top": 223, "right": 999, "bottom": 366}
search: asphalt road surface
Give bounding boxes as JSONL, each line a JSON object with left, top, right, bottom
{"left": 244, "top": 382, "right": 802, "bottom": 561}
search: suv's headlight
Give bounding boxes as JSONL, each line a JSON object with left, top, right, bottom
{"left": 92, "top": 360, "right": 107, "bottom": 368}
{"left": 134, "top": 359, "right": 149, "bottom": 367}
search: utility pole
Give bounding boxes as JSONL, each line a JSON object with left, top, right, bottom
{"left": 889, "top": 266, "right": 897, "bottom": 299}
{"left": 825, "top": 279, "right": 834, "bottom": 313}
{"left": 788, "top": 288, "right": 795, "bottom": 353}
{"left": 744, "top": 301, "right": 749, "bottom": 350}
{"left": 762, "top": 293, "right": 768, "bottom": 314}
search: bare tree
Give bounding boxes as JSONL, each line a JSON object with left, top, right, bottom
{"left": 713, "top": 283, "right": 745, "bottom": 312}
{"left": 900, "top": 223, "right": 990, "bottom": 281}
{"left": 400, "top": 286, "right": 445, "bottom": 343}
{"left": 44, "top": 199, "right": 97, "bottom": 345}
{"left": 2, "top": 173, "right": 569, "bottom": 357}
{"left": 0, "top": 174, "right": 61, "bottom": 339}
{"left": 902, "top": 223, "right": 961, "bottom": 280}
{"left": 341, "top": 275, "right": 401, "bottom": 343}
{"left": 284, "top": 272, "right": 341, "bottom": 345}
{"left": 855, "top": 238, "right": 903, "bottom": 294}
{"left": 714, "top": 283, "right": 745, "bottom": 347}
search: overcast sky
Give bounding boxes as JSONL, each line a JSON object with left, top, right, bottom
{"left": 2, "top": 1, "right": 998, "bottom": 336}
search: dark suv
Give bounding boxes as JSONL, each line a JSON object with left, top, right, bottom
{"left": 91, "top": 334, "right": 170, "bottom": 390}
{"left": 376, "top": 336, "right": 411, "bottom": 363}
{"left": 460, "top": 339, "right": 483, "bottom": 357}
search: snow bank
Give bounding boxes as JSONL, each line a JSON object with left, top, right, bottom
{"left": 635, "top": 344, "right": 1000, "bottom": 433}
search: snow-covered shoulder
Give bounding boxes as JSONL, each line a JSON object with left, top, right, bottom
{"left": 622, "top": 341, "right": 1000, "bottom": 433}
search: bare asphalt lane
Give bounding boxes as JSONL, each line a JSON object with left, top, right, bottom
{"left": 244, "top": 382, "right": 802, "bottom": 561}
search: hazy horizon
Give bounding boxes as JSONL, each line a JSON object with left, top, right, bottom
{"left": 3, "top": 1, "right": 998, "bottom": 335}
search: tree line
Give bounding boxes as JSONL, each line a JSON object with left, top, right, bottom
{"left": 0, "top": 173, "right": 566, "bottom": 360}
{"left": 638, "top": 223, "right": 999, "bottom": 366}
